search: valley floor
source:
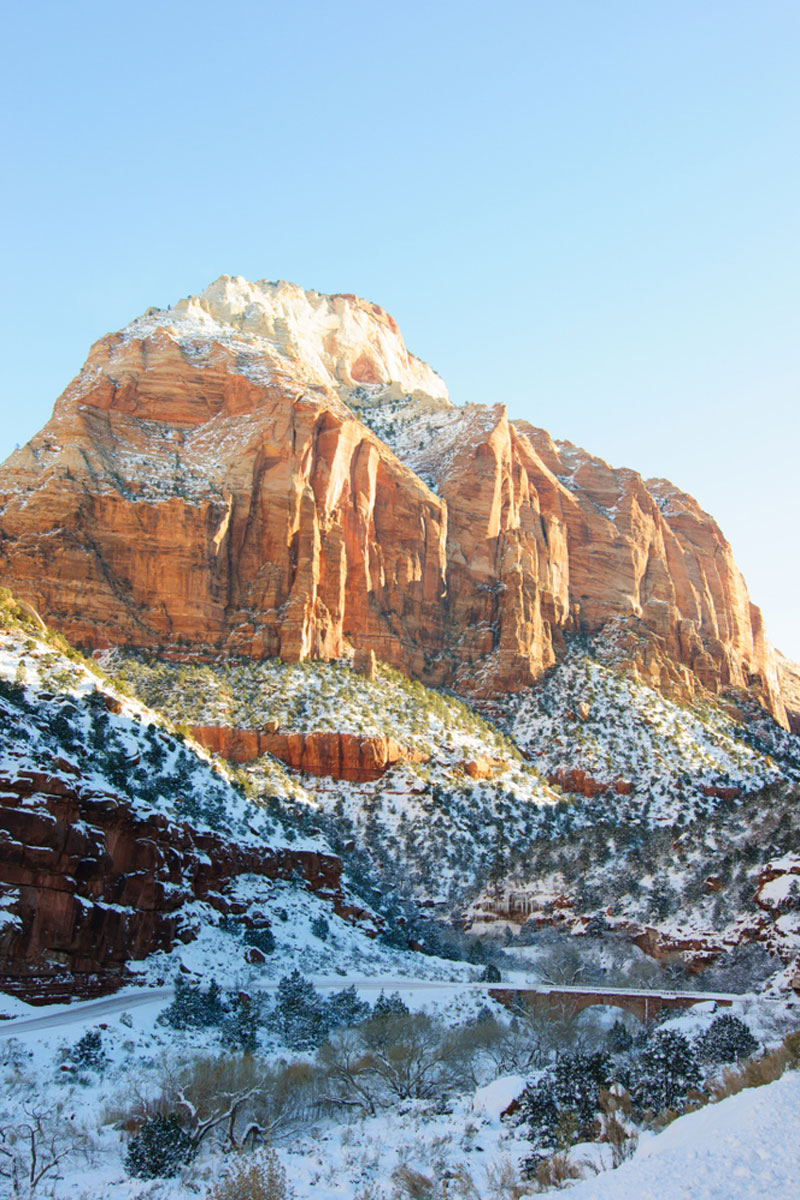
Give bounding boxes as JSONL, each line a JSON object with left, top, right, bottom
{"left": 2, "top": 985, "right": 799, "bottom": 1199}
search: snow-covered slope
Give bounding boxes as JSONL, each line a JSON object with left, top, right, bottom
{"left": 0, "top": 592, "right": 471, "bottom": 998}
{"left": 565, "top": 1069, "right": 800, "bottom": 1200}
{"left": 108, "top": 644, "right": 800, "bottom": 991}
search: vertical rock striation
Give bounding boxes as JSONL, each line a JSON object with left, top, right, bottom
{"left": 0, "top": 275, "right": 792, "bottom": 728}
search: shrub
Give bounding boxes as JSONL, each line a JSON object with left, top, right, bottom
{"left": 244, "top": 926, "right": 276, "bottom": 955}
{"left": 210, "top": 1150, "right": 294, "bottom": 1199}
{"left": 696, "top": 1014, "right": 758, "bottom": 1064}
{"left": 68, "top": 1028, "right": 107, "bottom": 1073}
{"left": 310, "top": 914, "right": 330, "bottom": 941}
{"left": 125, "top": 1114, "right": 194, "bottom": 1178}
{"left": 160, "top": 977, "right": 227, "bottom": 1030}
{"left": 630, "top": 1030, "right": 701, "bottom": 1113}
{"left": 516, "top": 1051, "right": 610, "bottom": 1153}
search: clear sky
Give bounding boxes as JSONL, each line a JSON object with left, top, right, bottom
{"left": 1, "top": 1, "right": 798, "bottom": 659}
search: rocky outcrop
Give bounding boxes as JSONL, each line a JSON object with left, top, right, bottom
{"left": 0, "top": 766, "right": 346, "bottom": 1003}
{"left": 548, "top": 767, "right": 633, "bottom": 798}
{"left": 190, "top": 725, "right": 426, "bottom": 781}
{"left": 0, "top": 275, "right": 792, "bottom": 729}
{"left": 777, "top": 654, "right": 800, "bottom": 735}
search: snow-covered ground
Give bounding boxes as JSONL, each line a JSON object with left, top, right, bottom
{"left": 566, "top": 1069, "right": 800, "bottom": 1200}
{"left": 0, "top": 985, "right": 798, "bottom": 1199}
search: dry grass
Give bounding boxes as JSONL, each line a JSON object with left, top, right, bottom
{"left": 709, "top": 1040, "right": 793, "bottom": 1102}
{"left": 531, "top": 1151, "right": 588, "bottom": 1191}
{"left": 209, "top": 1149, "right": 294, "bottom": 1200}
{"left": 391, "top": 1164, "right": 436, "bottom": 1200}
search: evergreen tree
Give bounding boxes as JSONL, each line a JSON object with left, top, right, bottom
{"left": 632, "top": 1029, "right": 701, "bottom": 1112}
{"left": 696, "top": 1014, "right": 758, "bottom": 1064}
{"left": 326, "top": 985, "right": 370, "bottom": 1031}
{"left": 517, "top": 1051, "right": 610, "bottom": 1152}
{"left": 271, "top": 970, "right": 330, "bottom": 1049}
{"left": 372, "top": 990, "right": 410, "bottom": 1019}
{"left": 125, "top": 1115, "right": 194, "bottom": 1178}
{"left": 221, "top": 996, "right": 260, "bottom": 1053}
{"left": 160, "top": 976, "right": 227, "bottom": 1029}
{"left": 69, "top": 1028, "right": 107, "bottom": 1072}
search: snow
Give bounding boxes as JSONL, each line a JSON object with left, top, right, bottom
{"left": 472, "top": 1074, "right": 527, "bottom": 1122}
{"left": 566, "top": 1069, "right": 800, "bottom": 1200}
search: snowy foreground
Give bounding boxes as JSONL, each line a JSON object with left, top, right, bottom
{"left": 567, "top": 1070, "right": 800, "bottom": 1200}
{"left": 1, "top": 982, "right": 799, "bottom": 1199}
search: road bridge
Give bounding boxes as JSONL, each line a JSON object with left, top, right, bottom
{"left": 489, "top": 984, "right": 736, "bottom": 1023}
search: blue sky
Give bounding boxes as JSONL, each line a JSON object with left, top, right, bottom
{"left": 1, "top": 1, "right": 798, "bottom": 659}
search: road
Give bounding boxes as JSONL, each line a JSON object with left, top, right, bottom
{"left": 0, "top": 977, "right": 776, "bottom": 1038}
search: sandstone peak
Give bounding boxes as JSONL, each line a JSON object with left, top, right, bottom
{"left": 109, "top": 274, "right": 451, "bottom": 407}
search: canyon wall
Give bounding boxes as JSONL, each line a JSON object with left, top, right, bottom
{"left": 0, "top": 276, "right": 792, "bottom": 728}
{"left": 0, "top": 763, "right": 345, "bottom": 1003}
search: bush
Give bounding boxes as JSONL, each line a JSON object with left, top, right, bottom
{"left": 630, "top": 1029, "right": 701, "bottom": 1113}
{"left": 310, "top": 914, "right": 330, "bottom": 941}
{"left": 517, "top": 1051, "right": 609, "bottom": 1154}
{"left": 244, "top": 926, "right": 276, "bottom": 955}
{"left": 696, "top": 1014, "right": 758, "bottom": 1064}
{"left": 211, "top": 1150, "right": 294, "bottom": 1199}
{"left": 125, "top": 1114, "right": 194, "bottom": 1178}
{"left": 67, "top": 1028, "right": 107, "bottom": 1074}
{"left": 160, "top": 977, "right": 227, "bottom": 1030}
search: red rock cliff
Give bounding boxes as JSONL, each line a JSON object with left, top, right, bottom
{"left": 0, "top": 765, "right": 346, "bottom": 1002}
{"left": 0, "top": 276, "right": 791, "bottom": 728}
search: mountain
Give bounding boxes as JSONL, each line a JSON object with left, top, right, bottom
{"left": 0, "top": 275, "right": 793, "bottom": 730}
{"left": 1, "top": 276, "right": 799, "bottom": 1005}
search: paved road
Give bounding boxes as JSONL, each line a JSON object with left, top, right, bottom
{"left": 0, "top": 977, "right": 780, "bottom": 1038}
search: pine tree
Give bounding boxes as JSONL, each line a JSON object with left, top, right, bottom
{"left": 633, "top": 1029, "right": 701, "bottom": 1112}
{"left": 221, "top": 996, "right": 260, "bottom": 1053}
{"left": 696, "top": 1014, "right": 758, "bottom": 1064}
{"left": 326, "top": 985, "right": 370, "bottom": 1031}
{"left": 373, "top": 990, "right": 410, "bottom": 1019}
{"left": 125, "top": 1115, "right": 194, "bottom": 1178}
{"left": 271, "top": 970, "right": 330, "bottom": 1049}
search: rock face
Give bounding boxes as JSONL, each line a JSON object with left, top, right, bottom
{"left": 0, "top": 275, "right": 793, "bottom": 728}
{"left": 189, "top": 725, "right": 426, "bottom": 781}
{"left": 0, "top": 765, "right": 345, "bottom": 1003}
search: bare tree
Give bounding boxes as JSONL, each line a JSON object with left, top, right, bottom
{"left": 320, "top": 1013, "right": 465, "bottom": 1112}
{"left": 0, "top": 1100, "right": 86, "bottom": 1198}
{"left": 124, "top": 1054, "right": 319, "bottom": 1151}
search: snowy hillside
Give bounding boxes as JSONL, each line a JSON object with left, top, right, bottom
{"left": 507, "top": 643, "right": 800, "bottom": 818}
{"left": 0, "top": 591, "right": 481, "bottom": 999}
{"left": 99, "top": 642, "right": 800, "bottom": 995}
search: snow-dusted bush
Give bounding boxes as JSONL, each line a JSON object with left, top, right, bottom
{"left": 269, "top": 970, "right": 332, "bottom": 1050}
{"left": 515, "top": 1050, "right": 610, "bottom": 1163}
{"left": 62, "top": 1028, "right": 108, "bottom": 1077}
{"left": 160, "top": 977, "right": 227, "bottom": 1030}
{"left": 125, "top": 1113, "right": 194, "bottom": 1178}
{"left": 628, "top": 1029, "right": 701, "bottom": 1114}
{"left": 696, "top": 1015, "right": 758, "bottom": 1064}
